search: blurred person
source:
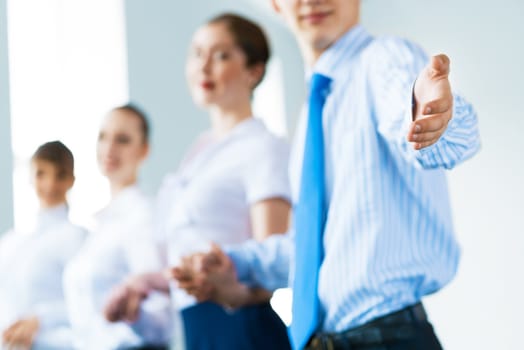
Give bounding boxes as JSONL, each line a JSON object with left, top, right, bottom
{"left": 63, "top": 105, "right": 171, "bottom": 350}
{"left": 172, "top": 1, "right": 482, "bottom": 349}
{"left": 104, "top": 13, "right": 292, "bottom": 350}
{"left": 0, "top": 141, "right": 86, "bottom": 350}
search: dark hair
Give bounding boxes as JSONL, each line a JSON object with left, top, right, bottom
{"left": 32, "top": 141, "right": 74, "bottom": 175}
{"left": 111, "top": 103, "right": 150, "bottom": 143}
{"left": 208, "top": 13, "right": 271, "bottom": 87}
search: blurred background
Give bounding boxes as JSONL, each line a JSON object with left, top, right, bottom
{"left": 0, "top": 0, "right": 523, "bottom": 349}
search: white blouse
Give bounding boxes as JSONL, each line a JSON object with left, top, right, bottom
{"left": 0, "top": 204, "right": 86, "bottom": 350}
{"left": 63, "top": 186, "right": 171, "bottom": 350}
{"left": 155, "top": 118, "right": 291, "bottom": 309}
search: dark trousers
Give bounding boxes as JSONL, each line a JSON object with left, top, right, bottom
{"left": 182, "top": 301, "right": 291, "bottom": 350}
{"left": 364, "top": 321, "right": 443, "bottom": 350}
{"left": 307, "top": 303, "right": 443, "bottom": 350}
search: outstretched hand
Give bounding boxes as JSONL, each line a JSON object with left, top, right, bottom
{"left": 407, "top": 54, "right": 453, "bottom": 150}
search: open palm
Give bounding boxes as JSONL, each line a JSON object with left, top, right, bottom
{"left": 407, "top": 54, "right": 453, "bottom": 150}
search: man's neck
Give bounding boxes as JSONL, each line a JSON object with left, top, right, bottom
{"left": 301, "top": 22, "right": 361, "bottom": 67}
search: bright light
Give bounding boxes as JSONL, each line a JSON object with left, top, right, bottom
{"left": 270, "top": 287, "right": 293, "bottom": 326}
{"left": 7, "top": 0, "right": 128, "bottom": 229}
{"left": 253, "top": 57, "right": 288, "bottom": 138}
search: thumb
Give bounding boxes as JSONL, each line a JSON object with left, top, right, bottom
{"left": 429, "top": 54, "right": 450, "bottom": 79}
{"left": 210, "top": 242, "right": 227, "bottom": 260}
{"left": 207, "top": 242, "right": 228, "bottom": 266}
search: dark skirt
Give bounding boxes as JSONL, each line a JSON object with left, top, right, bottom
{"left": 182, "top": 301, "right": 291, "bottom": 350}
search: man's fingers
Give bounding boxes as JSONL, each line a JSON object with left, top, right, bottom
{"left": 412, "top": 140, "right": 437, "bottom": 150}
{"left": 176, "top": 280, "right": 194, "bottom": 290}
{"left": 420, "top": 97, "right": 452, "bottom": 116}
{"left": 410, "top": 113, "right": 450, "bottom": 134}
{"left": 408, "top": 113, "right": 451, "bottom": 149}
{"left": 194, "top": 288, "right": 214, "bottom": 302}
{"left": 408, "top": 129, "right": 443, "bottom": 143}
{"left": 202, "top": 243, "right": 229, "bottom": 272}
{"left": 429, "top": 54, "right": 450, "bottom": 79}
{"left": 211, "top": 242, "right": 228, "bottom": 262}
{"left": 202, "top": 250, "right": 222, "bottom": 271}
{"left": 207, "top": 243, "right": 223, "bottom": 263}
{"left": 175, "top": 270, "right": 201, "bottom": 290}
{"left": 171, "top": 266, "right": 193, "bottom": 282}
{"left": 186, "top": 283, "right": 214, "bottom": 302}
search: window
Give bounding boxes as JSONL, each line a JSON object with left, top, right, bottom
{"left": 8, "top": 0, "right": 128, "bottom": 229}
{"left": 253, "top": 56, "right": 288, "bottom": 138}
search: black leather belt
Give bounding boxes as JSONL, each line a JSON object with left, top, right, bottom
{"left": 125, "top": 345, "right": 168, "bottom": 350}
{"left": 306, "top": 303, "right": 427, "bottom": 350}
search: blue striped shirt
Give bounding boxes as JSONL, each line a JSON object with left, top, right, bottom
{"left": 228, "top": 24, "right": 481, "bottom": 333}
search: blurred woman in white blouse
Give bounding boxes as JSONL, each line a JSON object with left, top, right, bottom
{"left": 63, "top": 105, "right": 171, "bottom": 350}
{"left": 104, "top": 13, "right": 292, "bottom": 350}
{"left": 0, "top": 141, "right": 86, "bottom": 350}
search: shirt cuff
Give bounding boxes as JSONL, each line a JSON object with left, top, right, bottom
{"left": 413, "top": 94, "right": 480, "bottom": 170}
{"left": 226, "top": 246, "right": 254, "bottom": 286}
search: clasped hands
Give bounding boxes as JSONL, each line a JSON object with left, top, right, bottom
{"left": 1, "top": 316, "right": 40, "bottom": 350}
{"left": 171, "top": 243, "right": 249, "bottom": 309}
{"left": 103, "top": 243, "right": 245, "bottom": 323}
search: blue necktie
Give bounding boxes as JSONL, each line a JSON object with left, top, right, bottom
{"left": 290, "top": 73, "right": 332, "bottom": 350}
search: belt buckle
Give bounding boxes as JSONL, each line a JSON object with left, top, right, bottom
{"left": 321, "top": 334, "right": 336, "bottom": 350}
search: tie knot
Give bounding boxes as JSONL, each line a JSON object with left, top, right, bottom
{"left": 310, "top": 73, "right": 332, "bottom": 95}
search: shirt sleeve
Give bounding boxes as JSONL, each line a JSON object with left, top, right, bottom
{"left": 243, "top": 136, "right": 292, "bottom": 204}
{"left": 225, "top": 231, "right": 293, "bottom": 291}
{"left": 369, "top": 37, "right": 481, "bottom": 170}
{"left": 130, "top": 291, "right": 172, "bottom": 346}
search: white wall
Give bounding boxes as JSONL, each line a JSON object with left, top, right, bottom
{"left": 361, "top": 1, "right": 524, "bottom": 349}
{"left": 6, "top": 0, "right": 129, "bottom": 228}
{"left": 0, "top": 0, "right": 13, "bottom": 234}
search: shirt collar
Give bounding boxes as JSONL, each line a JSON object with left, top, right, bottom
{"left": 35, "top": 203, "right": 69, "bottom": 232}
{"left": 229, "top": 117, "right": 262, "bottom": 137}
{"left": 306, "top": 24, "right": 372, "bottom": 83}
{"left": 206, "top": 117, "right": 265, "bottom": 144}
{"left": 97, "top": 184, "right": 141, "bottom": 220}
